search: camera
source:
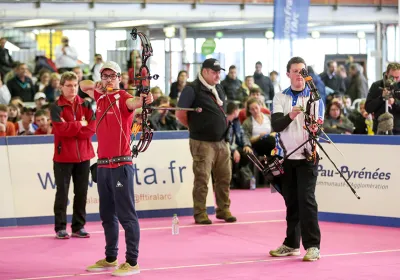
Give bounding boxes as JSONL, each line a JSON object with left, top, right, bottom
{"left": 384, "top": 76, "right": 400, "bottom": 99}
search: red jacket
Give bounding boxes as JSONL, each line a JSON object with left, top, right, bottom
{"left": 50, "top": 95, "right": 95, "bottom": 163}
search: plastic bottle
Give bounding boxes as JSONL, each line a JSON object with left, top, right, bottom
{"left": 250, "top": 176, "right": 256, "bottom": 190}
{"left": 172, "top": 214, "right": 179, "bottom": 235}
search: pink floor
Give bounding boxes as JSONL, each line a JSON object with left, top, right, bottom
{"left": 1, "top": 189, "right": 400, "bottom": 280}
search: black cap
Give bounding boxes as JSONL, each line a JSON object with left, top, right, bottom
{"left": 202, "top": 58, "right": 225, "bottom": 71}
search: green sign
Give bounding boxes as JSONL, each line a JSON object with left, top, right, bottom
{"left": 201, "top": 38, "right": 216, "bottom": 56}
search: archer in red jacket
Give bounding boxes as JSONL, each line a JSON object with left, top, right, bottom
{"left": 50, "top": 71, "right": 95, "bottom": 239}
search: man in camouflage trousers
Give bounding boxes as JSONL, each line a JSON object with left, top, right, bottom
{"left": 176, "top": 58, "right": 237, "bottom": 224}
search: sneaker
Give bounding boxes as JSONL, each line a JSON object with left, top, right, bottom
{"left": 303, "top": 247, "right": 321, "bottom": 261}
{"left": 111, "top": 263, "right": 140, "bottom": 277}
{"left": 55, "top": 230, "right": 70, "bottom": 239}
{"left": 269, "top": 244, "right": 300, "bottom": 257}
{"left": 86, "top": 259, "right": 118, "bottom": 272}
{"left": 71, "top": 228, "right": 90, "bottom": 238}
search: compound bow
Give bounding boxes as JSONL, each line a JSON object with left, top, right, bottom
{"left": 247, "top": 68, "right": 360, "bottom": 199}
{"left": 129, "top": 28, "right": 202, "bottom": 158}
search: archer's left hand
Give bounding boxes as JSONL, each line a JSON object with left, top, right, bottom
{"left": 140, "top": 93, "right": 154, "bottom": 105}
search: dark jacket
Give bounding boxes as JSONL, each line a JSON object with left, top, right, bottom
{"left": 0, "top": 47, "right": 13, "bottom": 76}
{"left": 253, "top": 72, "right": 275, "bottom": 101}
{"left": 348, "top": 111, "right": 368, "bottom": 134}
{"left": 50, "top": 94, "right": 95, "bottom": 163}
{"left": 346, "top": 73, "right": 368, "bottom": 101}
{"left": 221, "top": 76, "right": 243, "bottom": 102}
{"left": 365, "top": 79, "right": 400, "bottom": 133}
{"left": 319, "top": 72, "right": 346, "bottom": 94}
{"left": 179, "top": 79, "right": 228, "bottom": 142}
{"left": 6, "top": 76, "right": 35, "bottom": 102}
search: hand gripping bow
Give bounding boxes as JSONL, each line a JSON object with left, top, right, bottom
{"left": 129, "top": 28, "right": 202, "bottom": 158}
{"left": 247, "top": 68, "right": 360, "bottom": 199}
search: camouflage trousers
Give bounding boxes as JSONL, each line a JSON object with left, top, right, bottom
{"left": 189, "top": 138, "right": 232, "bottom": 218}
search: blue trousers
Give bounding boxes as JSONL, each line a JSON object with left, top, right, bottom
{"left": 97, "top": 164, "right": 140, "bottom": 263}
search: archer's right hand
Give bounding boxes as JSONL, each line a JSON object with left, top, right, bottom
{"left": 289, "top": 106, "right": 302, "bottom": 120}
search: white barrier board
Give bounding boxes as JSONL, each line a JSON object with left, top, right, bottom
{"left": 316, "top": 143, "right": 399, "bottom": 219}
{"left": 5, "top": 138, "right": 214, "bottom": 219}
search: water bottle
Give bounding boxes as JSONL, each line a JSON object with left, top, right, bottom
{"left": 250, "top": 176, "right": 256, "bottom": 190}
{"left": 172, "top": 214, "right": 179, "bottom": 235}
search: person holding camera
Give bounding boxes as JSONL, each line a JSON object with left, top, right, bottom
{"left": 176, "top": 58, "right": 237, "bottom": 225}
{"left": 365, "top": 63, "right": 400, "bottom": 135}
{"left": 55, "top": 36, "right": 78, "bottom": 74}
{"left": 50, "top": 71, "right": 95, "bottom": 239}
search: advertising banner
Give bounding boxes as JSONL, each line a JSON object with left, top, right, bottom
{"left": 0, "top": 144, "right": 15, "bottom": 221}
{"left": 5, "top": 138, "right": 214, "bottom": 219}
{"left": 273, "top": 0, "right": 310, "bottom": 40}
{"left": 316, "top": 143, "right": 400, "bottom": 219}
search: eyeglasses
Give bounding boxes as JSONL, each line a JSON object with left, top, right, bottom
{"left": 101, "top": 74, "right": 119, "bottom": 80}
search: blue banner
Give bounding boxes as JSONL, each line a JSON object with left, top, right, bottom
{"left": 273, "top": 0, "right": 310, "bottom": 40}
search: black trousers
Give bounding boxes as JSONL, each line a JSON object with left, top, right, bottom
{"left": 281, "top": 159, "right": 321, "bottom": 250}
{"left": 97, "top": 165, "right": 140, "bottom": 263}
{"left": 53, "top": 160, "right": 90, "bottom": 233}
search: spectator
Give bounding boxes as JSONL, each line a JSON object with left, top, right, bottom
{"left": 236, "top": 75, "right": 259, "bottom": 100}
{"left": 34, "top": 69, "right": 50, "bottom": 92}
{"left": 50, "top": 71, "right": 95, "bottom": 239}
{"left": 149, "top": 96, "right": 178, "bottom": 131}
{"left": 169, "top": 70, "right": 188, "bottom": 103}
{"left": 348, "top": 99, "right": 374, "bottom": 135}
{"left": 319, "top": 60, "right": 346, "bottom": 95}
{"left": 346, "top": 63, "right": 368, "bottom": 101}
{"left": 0, "top": 104, "right": 16, "bottom": 136}
{"left": 322, "top": 101, "right": 354, "bottom": 134}
{"left": 365, "top": 62, "right": 400, "bottom": 134}
{"left": 238, "top": 87, "right": 270, "bottom": 124}
{"left": 0, "top": 72, "right": 11, "bottom": 105}
{"left": 90, "top": 53, "right": 103, "bottom": 82}
{"left": 269, "top": 70, "right": 281, "bottom": 95}
{"left": 7, "top": 103, "right": 20, "bottom": 123}
{"left": 0, "top": 38, "right": 14, "bottom": 81}
{"left": 226, "top": 102, "right": 252, "bottom": 189}
{"left": 14, "top": 107, "right": 36, "bottom": 135}
{"left": 55, "top": 36, "right": 78, "bottom": 73}
{"left": 221, "top": 65, "right": 242, "bottom": 103}
{"left": 253, "top": 61, "right": 275, "bottom": 101}
{"left": 34, "top": 92, "right": 47, "bottom": 110}
{"left": 307, "top": 66, "right": 326, "bottom": 104}
{"left": 6, "top": 63, "right": 35, "bottom": 102}
{"left": 242, "top": 97, "right": 275, "bottom": 158}
{"left": 43, "top": 73, "right": 61, "bottom": 102}
{"left": 34, "top": 109, "right": 52, "bottom": 135}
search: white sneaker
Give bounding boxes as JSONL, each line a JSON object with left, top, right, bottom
{"left": 303, "top": 247, "right": 321, "bottom": 261}
{"left": 269, "top": 244, "right": 300, "bottom": 257}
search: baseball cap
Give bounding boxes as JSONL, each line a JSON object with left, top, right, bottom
{"left": 34, "top": 92, "right": 46, "bottom": 101}
{"left": 100, "top": 61, "right": 122, "bottom": 75}
{"left": 202, "top": 58, "right": 225, "bottom": 71}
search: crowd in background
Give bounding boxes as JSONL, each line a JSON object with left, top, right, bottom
{"left": 0, "top": 35, "right": 377, "bottom": 138}
{"left": 2, "top": 35, "right": 400, "bottom": 189}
